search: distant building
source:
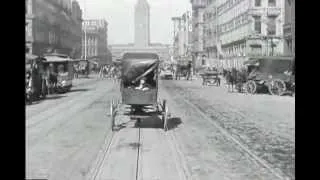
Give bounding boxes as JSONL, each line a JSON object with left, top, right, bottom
{"left": 25, "top": 0, "right": 83, "bottom": 57}
{"left": 190, "top": 0, "right": 207, "bottom": 69}
{"left": 171, "top": 11, "right": 192, "bottom": 63}
{"left": 109, "top": 0, "right": 170, "bottom": 61}
{"left": 135, "top": 0, "right": 150, "bottom": 48}
{"left": 82, "top": 19, "right": 109, "bottom": 63}
{"left": 283, "top": 0, "right": 295, "bottom": 56}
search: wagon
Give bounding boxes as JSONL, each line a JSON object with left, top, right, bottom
{"left": 200, "top": 71, "right": 221, "bottom": 86}
{"left": 243, "top": 56, "right": 295, "bottom": 96}
{"left": 175, "top": 60, "right": 190, "bottom": 80}
{"left": 110, "top": 52, "right": 169, "bottom": 131}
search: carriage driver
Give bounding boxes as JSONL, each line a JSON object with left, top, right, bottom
{"left": 135, "top": 77, "right": 151, "bottom": 91}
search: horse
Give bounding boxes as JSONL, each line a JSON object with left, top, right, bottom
{"left": 224, "top": 68, "right": 248, "bottom": 93}
{"left": 224, "top": 68, "right": 238, "bottom": 92}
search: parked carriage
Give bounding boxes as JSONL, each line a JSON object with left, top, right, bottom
{"left": 110, "top": 52, "right": 169, "bottom": 131}
{"left": 243, "top": 56, "right": 295, "bottom": 96}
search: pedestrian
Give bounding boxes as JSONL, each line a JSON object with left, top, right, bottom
{"left": 186, "top": 61, "right": 192, "bottom": 80}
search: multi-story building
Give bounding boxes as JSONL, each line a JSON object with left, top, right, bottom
{"left": 171, "top": 12, "right": 192, "bottom": 63}
{"left": 202, "top": 0, "right": 285, "bottom": 69}
{"left": 26, "top": 0, "right": 34, "bottom": 54}
{"left": 190, "top": 0, "right": 207, "bottom": 69}
{"left": 25, "top": 0, "right": 82, "bottom": 57}
{"left": 70, "top": 0, "right": 83, "bottom": 58}
{"left": 283, "top": 0, "right": 294, "bottom": 56}
{"left": 82, "top": 19, "right": 109, "bottom": 62}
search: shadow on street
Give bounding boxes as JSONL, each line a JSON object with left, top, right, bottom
{"left": 166, "top": 117, "right": 182, "bottom": 131}
{"left": 132, "top": 116, "right": 182, "bottom": 131}
{"left": 69, "top": 88, "right": 90, "bottom": 93}
{"left": 45, "top": 95, "right": 67, "bottom": 100}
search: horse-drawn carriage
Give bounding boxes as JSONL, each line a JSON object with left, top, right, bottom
{"left": 110, "top": 52, "right": 169, "bottom": 131}
{"left": 175, "top": 60, "right": 191, "bottom": 80}
{"left": 243, "top": 56, "right": 295, "bottom": 96}
{"left": 25, "top": 54, "right": 48, "bottom": 104}
{"left": 73, "top": 59, "right": 89, "bottom": 78}
{"left": 200, "top": 69, "right": 221, "bottom": 86}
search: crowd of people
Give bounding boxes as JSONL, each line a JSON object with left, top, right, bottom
{"left": 98, "top": 64, "right": 121, "bottom": 81}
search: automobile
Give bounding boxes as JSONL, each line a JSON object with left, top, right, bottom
{"left": 243, "top": 56, "right": 295, "bottom": 96}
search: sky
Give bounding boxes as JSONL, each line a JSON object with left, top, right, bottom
{"left": 77, "top": 0, "right": 191, "bottom": 45}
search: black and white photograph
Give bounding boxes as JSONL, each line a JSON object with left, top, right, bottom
{"left": 26, "top": 0, "right": 295, "bottom": 179}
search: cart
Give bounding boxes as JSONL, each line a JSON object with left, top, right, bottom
{"left": 110, "top": 52, "right": 169, "bottom": 131}
{"left": 200, "top": 71, "right": 221, "bottom": 86}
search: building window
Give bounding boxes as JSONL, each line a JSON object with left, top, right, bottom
{"left": 255, "top": 0, "right": 261, "bottom": 7}
{"left": 267, "top": 16, "right": 276, "bottom": 35}
{"left": 268, "top": 0, "right": 276, "bottom": 7}
{"left": 253, "top": 16, "right": 261, "bottom": 34}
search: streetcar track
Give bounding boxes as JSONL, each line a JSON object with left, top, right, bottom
{"left": 167, "top": 83, "right": 294, "bottom": 179}
{"left": 135, "top": 127, "right": 141, "bottom": 180}
{"left": 26, "top": 82, "right": 105, "bottom": 127}
{"left": 164, "top": 130, "right": 190, "bottom": 180}
{"left": 27, "top": 82, "right": 115, "bottom": 129}
{"left": 28, "top": 87, "right": 118, "bottom": 149}
{"left": 88, "top": 131, "right": 116, "bottom": 180}
{"left": 179, "top": 97, "right": 290, "bottom": 180}
{"left": 26, "top": 78, "right": 103, "bottom": 118}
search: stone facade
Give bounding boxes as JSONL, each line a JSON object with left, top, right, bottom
{"left": 201, "top": 0, "right": 285, "bottom": 69}
{"left": 190, "top": 0, "right": 207, "bottom": 69}
{"left": 172, "top": 12, "right": 192, "bottom": 64}
{"left": 82, "top": 19, "right": 108, "bottom": 61}
{"left": 283, "top": 0, "right": 294, "bottom": 56}
{"left": 25, "top": 0, "right": 82, "bottom": 58}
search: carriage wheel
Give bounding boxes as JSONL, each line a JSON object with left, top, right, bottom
{"left": 162, "top": 100, "right": 168, "bottom": 131}
{"left": 268, "top": 79, "right": 286, "bottom": 96}
{"left": 245, "top": 80, "right": 257, "bottom": 94}
{"left": 110, "top": 100, "right": 115, "bottom": 131}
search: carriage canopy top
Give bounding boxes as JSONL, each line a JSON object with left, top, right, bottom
{"left": 121, "top": 53, "right": 159, "bottom": 83}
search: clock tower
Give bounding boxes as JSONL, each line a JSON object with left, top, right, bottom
{"left": 134, "top": 0, "right": 150, "bottom": 48}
